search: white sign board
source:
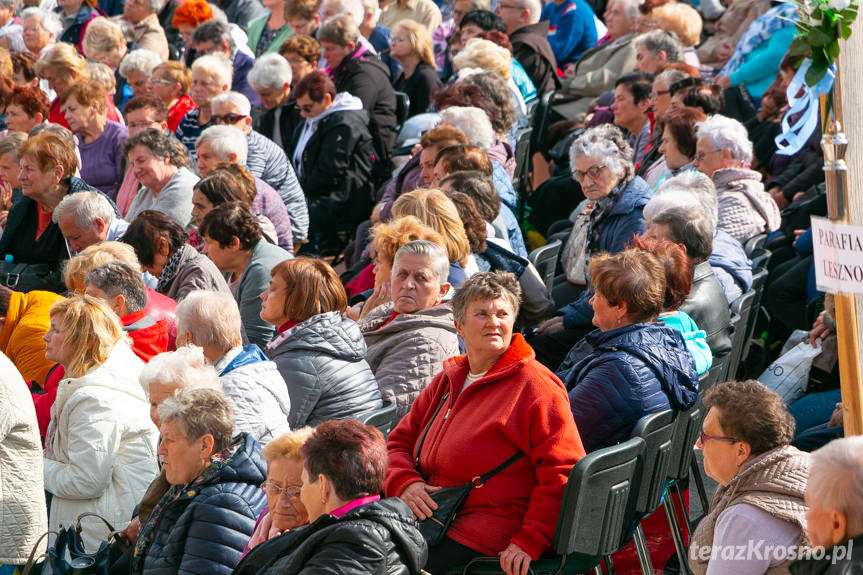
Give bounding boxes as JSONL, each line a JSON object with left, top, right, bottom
{"left": 811, "top": 216, "right": 863, "bottom": 294}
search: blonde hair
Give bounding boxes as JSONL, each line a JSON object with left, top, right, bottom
{"left": 371, "top": 215, "right": 446, "bottom": 268}
{"left": 453, "top": 38, "right": 511, "bottom": 80}
{"left": 36, "top": 41, "right": 88, "bottom": 77}
{"left": 391, "top": 188, "right": 470, "bottom": 267}
{"left": 648, "top": 3, "right": 702, "bottom": 47}
{"left": 394, "top": 20, "right": 436, "bottom": 70}
{"left": 86, "top": 62, "right": 117, "bottom": 95}
{"left": 64, "top": 241, "right": 142, "bottom": 292}
{"left": 81, "top": 17, "right": 125, "bottom": 58}
{"left": 49, "top": 295, "right": 125, "bottom": 378}
{"left": 262, "top": 427, "right": 315, "bottom": 465}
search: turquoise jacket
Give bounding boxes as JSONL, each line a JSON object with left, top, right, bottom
{"left": 659, "top": 310, "right": 713, "bottom": 375}
{"left": 246, "top": 12, "right": 293, "bottom": 56}
{"left": 728, "top": 25, "right": 795, "bottom": 102}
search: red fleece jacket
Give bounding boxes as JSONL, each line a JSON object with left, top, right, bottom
{"left": 384, "top": 334, "right": 585, "bottom": 559}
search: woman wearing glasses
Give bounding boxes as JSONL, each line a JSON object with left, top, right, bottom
{"left": 532, "top": 124, "right": 653, "bottom": 370}
{"left": 244, "top": 428, "right": 314, "bottom": 553}
{"left": 689, "top": 380, "right": 809, "bottom": 575}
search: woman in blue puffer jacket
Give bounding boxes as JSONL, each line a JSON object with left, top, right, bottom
{"left": 556, "top": 248, "right": 700, "bottom": 453}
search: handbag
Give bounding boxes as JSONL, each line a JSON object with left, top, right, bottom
{"left": 25, "top": 513, "right": 125, "bottom": 575}
{"left": 0, "top": 260, "right": 62, "bottom": 293}
{"left": 413, "top": 392, "right": 523, "bottom": 546}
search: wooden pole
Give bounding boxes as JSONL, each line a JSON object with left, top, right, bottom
{"left": 829, "top": 28, "right": 863, "bottom": 436}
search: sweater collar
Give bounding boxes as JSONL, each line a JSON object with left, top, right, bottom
{"left": 443, "top": 333, "right": 534, "bottom": 392}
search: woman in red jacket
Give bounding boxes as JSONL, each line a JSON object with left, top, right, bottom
{"left": 385, "top": 271, "right": 586, "bottom": 575}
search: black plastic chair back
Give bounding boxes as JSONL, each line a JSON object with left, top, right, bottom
{"left": 394, "top": 91, "right": 410, "bottom": 128}
{"left": 528, "top": 239, "right": 562, "bottom": 292}
{"left": 556, "top": 437, "right": 646, "bottom": 557}
{"left": 739, "top": 267, "right": 768, "bottom": 367}
{"left": 512, "top": 127, "right": 533, "bottom": 197}
{"left": 725, "top": 288, "right": 757, "bottom": 380}
{"left": 359, "top": 400, "right": 397, "bottom": 438}
{"left": 529, "top": 90, "right": 555, "bottom": 157}
{"left": 666, "top": 403, "right": 704, "bottom": 482}
{"left": 743, "top": 233, "right": 767, "bottom": 256}
{"left": 630, "top": 409, "right": 677, "bottom": 517}
{"left": 748, "top": 247, "right": 772, "bottom": 271}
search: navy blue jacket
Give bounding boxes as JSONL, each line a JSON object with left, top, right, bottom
{"left": 232, "top": 51, "right": 261, "bottom": 108}
{"left": 137, "top": 433, "right": 267, "bottom": 575}
{"left": 557, "top": 322, "right": 699, "bottom": 453}
{"left": 558, "top": 176, "right": 652, "bottom": 328}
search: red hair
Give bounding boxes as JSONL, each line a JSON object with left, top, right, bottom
{"left": 293, "top": 70, "right": 336, "bottom": 102}
{"left": 631, "top": 235, "right": 692, "bottom": 310}
{"left": 172, "top": 0, "right": 213, "bottom": 28}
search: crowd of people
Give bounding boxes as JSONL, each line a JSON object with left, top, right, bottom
{"left": 0, "top": 0, "right": 862, "bottom": 572}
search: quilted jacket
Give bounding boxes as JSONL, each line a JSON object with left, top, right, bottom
{"left": 713, "top": 167, "right": 782, "bottom": 245}
{"left": 0, "top": 351, "right": 47, "bottom": 564}
{"left": 137, "top": 433, "right": 267, "bottom": 575}
{"left": 557, "top": 322, "right": 699, "bottom": 453}
{"left": 0, "top": 290, "right": 64, "bottom": 383}
{"left": 44, "top": 341, "right": 159, "bottom": 550}
{"left": 234, "top": 497, "right": 427, "bottom": 575}
{"left": 360, "top": 302, "right": 460, "bottom": 424}
{"left": 265, "top": 312, "right": 383, "bottom": 427}
{"left": 214, "top": 345, "right": 291, "bottom": 445}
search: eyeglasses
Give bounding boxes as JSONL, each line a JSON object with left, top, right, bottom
{"left": 694, "top": 149, "right": 722, "bottom": 162}
{"left": 698, "top": 431, "right": 739, "bottom": 444}
{"left": 149, "top": 78, "right": 175, "bottom": 86}
{"left": 649, "top": 89, "right": 670, "bottom": 99}
{"left": 391, "top": 36, "right": 409, "bottom": 44}
{"left": 260, "top": 482, "right": 302, "bottom": 498}
{"left": 298, "top": 104, "right": 315, "bottom": 113}
{"left": 495, "top": 2, "right": 521, "bottom": 9}
{"left": 211, "top": 113, "right": 248, "bottom": 125}
{"left": 572, "top": 164, "right": 606, "bottom": 182}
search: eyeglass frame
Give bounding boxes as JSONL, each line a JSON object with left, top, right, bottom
{"left": 211, "top": 113, "right": 249, "bottom": 125}
{"left": 572, "top": 164, "right": 607, "bottom": 182}
{"left": 260, "top": 481, "right": 302, "bottom": 498}
{"left": 698, "top": 430, "right": 739, "bottom": 444}
{"left": 694, "top": 149, "right": 723, "bottom": 163}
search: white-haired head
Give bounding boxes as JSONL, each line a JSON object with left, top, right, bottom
{"left": 248, "top": 53, "right": 292, "bottom": 92}
{"left": 807, "top": 436, "right": 863, "bottom": 546}
{"left": 210, "top": 91, "right": 251, "bottom": 117}
{"left": 138, "top": 346, "right": 221, "bottom": 400}
{"left": 52, "top": 190, "right": 116, "bottom": 228}
{"left": 695, "top": 114, "right": 753, "bottom": 166}
{"left": 319, "top": 0, "right": 364, "bottom": 26}
{"left": 175, "top": 291, "right": 243, "bottom": 356}
{"left": 191, "top": 54, "right": 233, "bottom": 88}
{"left": 196, "top": 125, "right": 249, "bottom": 167}
{"left": 21, "top": 7, "right": 63, "bottom": 39}
{"left": 119, "top": 49, "right": 162, "bottom": 79}
{"left": 569, "top": 124, "right": 634, "bottom": 182}
{"left": 439, "top": 106, "right": 494, "bottom": 151}
{"left": 656, "top": 170, "right": 719, "bottom": 227}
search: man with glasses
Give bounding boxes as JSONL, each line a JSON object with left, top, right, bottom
{"left": 191, "top": 20, "right": 261, "bottom": 108}
{"left": 498, "top": 0, "right": 559, "bottom": 93}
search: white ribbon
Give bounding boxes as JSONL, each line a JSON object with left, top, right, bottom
{"left": 774, "top": 58, "right": 836, "bottom": 156}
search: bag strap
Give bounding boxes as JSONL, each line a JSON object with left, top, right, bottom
{"left": 22, "top": 530, "right": 58, "bottom": 575}
{"left": 471, "top": 451, "right": 524, "bottom": 488}
{"left": 75, "top": 511, "right": 116, "bottom": 548}
{"left": 414, "top": 392, "right": 449, "bottom": 467}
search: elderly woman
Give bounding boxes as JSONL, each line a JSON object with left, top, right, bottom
{"left": 0, "top": 133, "right": 109, "bottom": 293}
{"left": 55, "top": 0, "right": 100, "bottom": 49}
{"left": 6, "top": 85, "right": 50, "bottom": 134}
{"left": 123, "top": 209, "right": 231, "bottom": 301}
{"left": 654, "top": 106, "right": 706, "bottom": 188}
{"left": 80, "top": 17, "right": 128, "bottom": 94}
{"left": 386, "top": 271, "right": 584, "bottom": 574}
{"left": 199, "top": 202, "right": 292, "bottom": 348}
{"left": 119, "top": 0, "right": 169, "bottom": 61}
{"left": 260, "top": 258, "right": 382, "bottom": 427}
{"left": 43, "top": 296, "right": 158, "bottom": 550}
{"left": 689, "top": 380, "right": 809, "bottom": 575}
{"left": 60, "top": 80, "right": 128, "bottom": 198}
{"left": 248, "top": 54, "right": 301, "bottom": 149}
{"left": 244, "top": 428, "right": 315, "bottom": 553}
{"left": 556, "top": 249, "right": 699, "bottom": 452}
{"left": 0, "top": 132, "right": 26, "bottom": 227}
{"left": 21, "top": 7, "right": 63, "bottom": 57}
{"left": 236, "top": 419, "right": 426, "bottom": 574}
{"left": 290, "top": 70, "right": 373, "bottom": 254}
{"left": 360, "top": 240, "right": 460, "bottom": 423}
{"left": 119, "top": 49, "right": 163, "bottom": 99}
{"left": 792, "top": 437, "right": 863, "bottom": 572}
{"left": 391, "top": 20, "right": 440, "bottom": 118}
{"left": 278, "top": 34, "right": 319, "bottom": 88}
{"left": 175, "top": 291, "right": 291, "bottom": 444}
{"left": 694, "top": 114, "right": 781, "bottom": 244}
{"left": 246, "top": 0, "right": 291, "bottom": 56}
{"left": 124, "top": 129, "right": 199, "bottom": 226}
{"left": 175, "top": 54, "right": 231, "bottom": 159}
{"left": 132, "top": 387, "right": 267, "bottom": 575}
{"left": 533, "top": 124, "right": 653, "bottom": 369}
{"left": 149, "top": 62, "right": 197, "bottom": 132}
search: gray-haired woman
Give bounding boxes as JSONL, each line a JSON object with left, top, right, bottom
{"left": 532, "top": 124, "right": 653, "bottom": 369}
{"left": 124, "top": 129, "right": 200, "bottom": 227}
{"left": 132, "top": 387, "right": 267, "bottom": 575}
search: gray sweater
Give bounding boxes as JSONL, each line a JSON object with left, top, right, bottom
{"left": 232, "top": 240, "right": 292, "bottom": 349}
{"left": 125, "top": 167, "right": 199, "bottom": 227}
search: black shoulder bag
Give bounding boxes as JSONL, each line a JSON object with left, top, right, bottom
{"left": 413, "top": 392, "right": 523, "bottom": 546}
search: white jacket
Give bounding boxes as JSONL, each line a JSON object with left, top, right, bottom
{"left": 44, "top": 342, "right": 159, "bottom": 550}
{"left": 0, "top": 351, "right": 47, "bottom": 564}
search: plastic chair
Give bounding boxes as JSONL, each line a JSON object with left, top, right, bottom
{"left": 629, "top": 410, "right": 678, "bottom": 575}
{"left": 528, "top": 240, "right": 562, "bottom": 292}
{"left": 724, "top": 287, "right": 758, "bottom": 380}
{"left": 452, "top": 437, "right": 646, "bottom": 575}
{"left": 359, "top": 400, "right": 397, "bottom": 438}
{"left": 513, "top": 127, "right": 534, "bottom": 198}
{"left": 743, "top": 233, "right": 767, "bottom": 256}
{"left": 529, "top": 91, "right": 556, "bottom": 157}
{"left": 748, "top": 247, "right": 772, "bottom": 271}
{"left": 394, "top": 91, "right": 411, "bottom": 128}
{"left": 738, "top": 267, "right": 768, "bottom": 369}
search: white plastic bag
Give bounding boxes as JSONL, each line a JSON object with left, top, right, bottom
{"left": 758, "top": 332, "right": 822, "bottom": 405}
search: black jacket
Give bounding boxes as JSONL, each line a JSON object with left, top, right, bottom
{"left": 233, "top": 497, "right": 427, "bottom": 575}
{"left": 510, "top": 22, "right": 560, "bottom": 94}
{"left": 290, "top": 108, "right": 375, "bottom": 235}
{"left": 253, "top": 99, "right": 302, "bottom": 155}
{"left": 332, "top": 47, "right": 398, "bottom": 173}
{"left": 679, "top": 261, "right": 733, "bottom": 358}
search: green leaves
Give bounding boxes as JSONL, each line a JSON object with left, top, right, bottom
{"left": 792, "top": 0, "right": 857, "bottom": 85}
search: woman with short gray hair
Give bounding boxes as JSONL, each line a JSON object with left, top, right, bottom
{"left": 694, "top": 114, "right": 781, "bottom": 244}
{"left": 532, "top": 124, "right": 652, "bottom": 369}
{"left": 175, "top": 291, "right": 291, "bottom": 445}
{"left": 20, "top": 7, "right": 62, "bottom": 56}
{"left": 133, "top": 387, "right": 267, "bottom": 575}
{"left": 119, "top": 49, "right": 163, "bottom": 97}
{"left": 359, "top": 240, "right": 460, "bottom": 423}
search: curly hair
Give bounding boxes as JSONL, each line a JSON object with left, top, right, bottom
{"left": 630, "top": 235, "right": 692, "bottom": 310}
{"left": 451, "top": 270, "right": 521, "bottom": 322}
{"left": 459, "top": 71, "right": 516, "bottom": 137}
{"left": 122, "top": 129, "right": 190, "bottom": 168}
{"left": 172, "top": 0, "right": 213, "bottom": 28}
{"left": 569, "top": 124, "right": 634, "bottom": 182}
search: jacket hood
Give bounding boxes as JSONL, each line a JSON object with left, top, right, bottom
{"left": 319, "top": 92, "right": 364, "bottom": 119}
{"left": 271, "top": 311, "right": 367, "bottom": 361}
{"left": 360, "top": 302, "right": 457, "bottom": 337}
{"left": 584, "top": 322, "right": 699, "bottom": 409}
{"left": 710, "top": 229, "right": 753, "bottom": 282}
{"left": 342, "top": 498, "right": 427, "bottom": 574}
{"left": 188, "top": 432, "right": 266, "bottom": 493}
{"left": 610, "top": 176, "right": 653, "bottom": 216}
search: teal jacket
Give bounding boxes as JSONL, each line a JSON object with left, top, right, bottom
{"left": 659, "top": 311, "right": 712, "bottom": 375}
{"left": 246, "top": 12, "right": 293, "bottom": 56}
{"left": 728, "top": 25, "right": 795, "bottom": 101}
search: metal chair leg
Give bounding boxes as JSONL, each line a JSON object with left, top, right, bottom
{"left": 689, "top": 458, "right": 709, "bottom": 514}
{"left": 602, "top": 555, "right": 616, "bottom": 575}
{"left": 633, "top": 524, "right": 654, "bottom": 575}
{"left": 663, "top": 493, "right": 691, "bottom": 575}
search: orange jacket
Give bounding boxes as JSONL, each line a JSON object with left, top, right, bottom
{"left": 384, "top": 334, "right": 586, "bottom": 559}
{"left": 0, "top": 290, "right": 64, "bottom": 383}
